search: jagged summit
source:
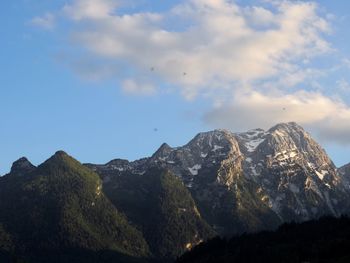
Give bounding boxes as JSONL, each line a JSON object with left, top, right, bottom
{"left": 151, "top": 142, "right": 173, "bottom": 160}
{"left": 194, "top": 129, "right": 231, "bottom": 136}
{"left": 158, "top": 142, "right": 172, "bottom": 151}
{"left": 188, "top": 129, "right": 232, "bottom": 146}
{"left": 185, "top": 129, "right": 239, "bottom": 158}
{"left": 269, "top": 121, "right": 303, "bottom": 132}
{"left": 151, "top": 123, "right": 308, "bottom": 162}
{"left": 10, "top": 157, "right": 35, "bottom": 175}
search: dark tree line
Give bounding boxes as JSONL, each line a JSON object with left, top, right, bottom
{"left": 177, "top": 216, "right": 350, "bottom": 263}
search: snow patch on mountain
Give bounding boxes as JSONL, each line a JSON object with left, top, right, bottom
{"left": 236, "top": 129, "right": 267, "bottom": 153}
{"left": 316, "top": 170, "right": 328, "bottom": 180}
{"left": 245, "top": 138, "right": 265, "bottom": 152}
{"left": 212, "top": 145, "right": 224, "bottom": 152}
{"left": 188, "top": 164, "right": 202, "bottom": 176}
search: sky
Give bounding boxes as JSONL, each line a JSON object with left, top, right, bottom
{"left": 1, "top": 0, "right": 350, "bottom": 175}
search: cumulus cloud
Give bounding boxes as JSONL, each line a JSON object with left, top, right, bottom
{"left": 60, "top": 0, "right": 331, "bottom": 98}
{"left": 204, "top": 90, "right": 350, "bottom": 144}
{"left": 62, "top": 0, "right": 119, "bottom": 21}
{"left": 33, "top": 0, "right": 350, "bottom": 144}
{"left": 31, "top": 13, "right": 55, "bottom": 30}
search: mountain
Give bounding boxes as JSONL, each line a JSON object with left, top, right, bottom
{"left": 88, "top": 122, "right": 350, "bottom": 236}
{"left": 1, "top": 122, "right": 350, "bottom": 262}
{"left": 0, "top": 151, "right": 149, "bottom": 263}
{"left": 100, "top": 167, "right": 215, "bottom": 260}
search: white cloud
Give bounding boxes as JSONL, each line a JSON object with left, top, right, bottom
{"left": 33, "top": 0, "right": 350, "bottom": 144}
{"left": 63, "top": 0, "right": 119, "bottom": 21}
{"left": 31, "top": 13, "right": 55, "bottom": 30}
{"left": 60, "top": 0, "right": 331, "bottom": 98}
{"left": 204, "top": 90, "right": 350, "bottom": 144}
{"left": 243, "top": 6, "right": 276, "bottom": 27}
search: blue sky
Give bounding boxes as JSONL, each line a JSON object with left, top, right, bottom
{"left": 1, "top": 0, "right": 350, "bottom": 175}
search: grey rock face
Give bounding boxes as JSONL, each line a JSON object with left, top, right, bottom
{"left": 339, "top": 163, "right": 350, "bottom": 189}
{"left": 87, "top": 122, "right": 350, "bottom": 235}
{"left": 236, "top": 122, "right": 349, "bottom": 222}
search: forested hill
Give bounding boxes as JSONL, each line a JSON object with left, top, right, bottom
{"left": 177, "top": 216, "right": 350, "bottom": 263}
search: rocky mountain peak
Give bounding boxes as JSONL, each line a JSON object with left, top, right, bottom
{"left": 239, "top": 122, "right": 332, "bottom": 169}
{"left": 234, "top": 123, "right": 307, "bottom": 156}
{"left": 188, "top": 129, "right": 231, "bottom": 147}
{"left": 269, "top": 122, "right": 303, "bottom": 132}
{"left": 152, "top": 143, "right": 173, "bottom": 160}
{"left": 10, "top": 157, "right": 36, "bottom": 175}
{"left": 267, "top": 122, "right": 313, "bottom": 151}
{"left": 184, "top": 129, "right": 241, "bottom": 160}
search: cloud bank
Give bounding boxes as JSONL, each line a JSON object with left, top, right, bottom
{"left": 33, "top": 0, "right": 350, "bottom": 144}
{"left": 204, "top": 90, "right": 350, "bottom": 144}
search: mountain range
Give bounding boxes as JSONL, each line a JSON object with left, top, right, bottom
{"left": 1, "top": 122, "right": 349, "bottom": 262}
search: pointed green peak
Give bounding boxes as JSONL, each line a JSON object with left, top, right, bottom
{"left": 39, "top": 150, "right": 86, "bottom": 174}
{"left": 43, "top": 150, "right": 73, "bottom": 164}
{"left": 49, "top": 150, "right": 73, "bottom": 162}
{"left": 54, "top": 150, "right": 68, "bottom": 156}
